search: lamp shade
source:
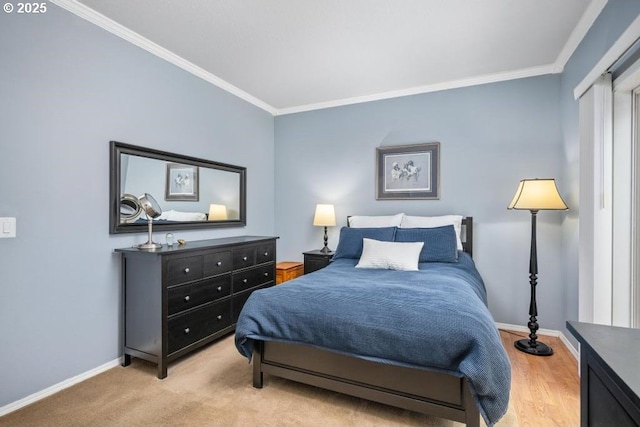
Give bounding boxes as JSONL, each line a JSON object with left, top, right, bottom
{"left": 208, "top": 204, "right": 228, "bottom": 220}
{"left": 508, "top": 179, "right": 568, "bottom": 211}
{"left": 313, "top": 204, "right": 336, "bottom": 226}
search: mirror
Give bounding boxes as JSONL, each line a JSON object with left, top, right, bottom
{"left": 110, "top": 141, "right": 246, "bottom": 234}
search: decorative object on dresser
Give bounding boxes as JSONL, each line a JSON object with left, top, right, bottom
{"left": 115, "top": 235, "right": 277, "bottom": 379}
{"left": 303, "top": 250, "right": 333, "bottom": 274}
{"left": 567, "top": 321, "right": 640, "bottom": 427}
{"left": 375, "top": 143, "right": 440, "bottom": 200}
{"left": 136, "top": 193, "right": 163, "bottom": 251}
{"left": 275, "top": 261, "right": 304, "bottom": 284}
{"left": 313, "top": 204, "right": 336, "bottom": 254}
{"left": 508, "top": 178, "right": 568, "bottom": 356}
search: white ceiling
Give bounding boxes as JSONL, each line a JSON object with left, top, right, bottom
{"left": 53, "top": 0, "right": 603, "bottom": 115}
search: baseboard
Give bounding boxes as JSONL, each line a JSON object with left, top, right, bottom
{"left": 0, "top": 357, "right": 122, "bottom": 417}
{"left": 496, "top": 322, "right": 579, "bottom": 361}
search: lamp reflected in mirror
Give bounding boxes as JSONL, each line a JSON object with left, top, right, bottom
{"left": 137, "top": 193, "right": 162, "bottom": 251}
{"left": 208, "top": 204, "right": 228, "bottom": 221}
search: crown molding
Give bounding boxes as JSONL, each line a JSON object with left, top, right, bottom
{"left": 574, "top": 12, "right": 640, "bottom": 99}
{"left": 553, "top": 0, "right": 608, "bottom": 73}
{"left": 50, "top": 0, "right": 277, "bottom": 115}
{"left": 275, "top": 65, "right": 556, "bottom": 116}
{"left": 50, "top": 0, "right": 605, "bottom": 116}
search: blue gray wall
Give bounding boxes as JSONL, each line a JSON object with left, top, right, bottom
{"left": 274, "top": 76, "right": 566, "bottom": 330}
{"left": 3, "top": 0, "right": 640, "bottom": 413}
{"left": 0, "top": 6, "right": 274, "bottom": 408}
{"left": 559, "top": 0, "right": 640, "bottom": 340}
{"left": 273, "top": 0, "right": 640, "bottom": 345}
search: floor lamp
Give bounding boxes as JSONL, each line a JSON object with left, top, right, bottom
{"left": 508, "top": 178, "right": 568, "bottom": 356}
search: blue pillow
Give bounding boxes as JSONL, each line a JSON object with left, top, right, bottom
{"left": 332, "top": 227, "right": 397, "bottom": 260}
{"left": 394, "top": 225, "right": 458, "bottom": 263}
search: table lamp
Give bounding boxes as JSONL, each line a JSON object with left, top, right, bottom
{"left": 313, "top": 204, "right": 336, "bottom": 254}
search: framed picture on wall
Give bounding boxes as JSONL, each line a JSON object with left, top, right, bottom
{"left": 165, "top": 163, "right": 199, "bottom": 201}
{"left": 376, "top": 142, "right": 440, "bottom": 200}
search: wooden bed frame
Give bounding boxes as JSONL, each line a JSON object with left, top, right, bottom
{"left": 251, "top": 217, "right": 480, "bottom": 427}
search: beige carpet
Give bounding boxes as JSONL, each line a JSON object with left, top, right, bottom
{"left": 0, "top": 334, "right": 516, "bottom": 426}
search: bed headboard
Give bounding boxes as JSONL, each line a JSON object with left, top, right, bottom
{"left": 345, "top": 216, "right": 473, "bottom": 257}
{"left": 461, "top": 217, "right": 472, "bottom": 257}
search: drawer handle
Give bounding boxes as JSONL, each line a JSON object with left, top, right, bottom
{"left": 184, "top": 327, "right": 190, "bottom": 334}
{"left": 216, "top": 315, "right": 222, "bottom": 320}
{"left": 184, "top": 267, "right": 190, "bottom": 274}
{"left": 217, "top": 286, "right": 222, "bottom": 292}
{"left": 242, "top": 256, "right": 248, "bottom": 261}
{"left": 216, "top": 261, "right": 222, "bottom": 266}
{"left": 264, "top": 272, "right": 269, "bottom": 277}
{"left": 243, "top": 278, "right": 248, "bottom": 283}
{"left": 184, "top": 295, "right": 190, "bottom": 302}
{"left": 264, "top": 252, "right": 269, "bottom": 257}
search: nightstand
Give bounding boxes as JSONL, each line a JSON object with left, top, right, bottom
{"left": 303, "top": 250, "right": 333, "bottom": 274}
{"left": 276, "top": 261, "right": 304, "bottom": 284}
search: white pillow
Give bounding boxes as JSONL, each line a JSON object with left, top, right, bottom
{"left": 157, "top": 210, "right": 207, "bottom": 221}
{"left": 400, "top": 215, "right": 463, "bottom": 251}
{"left": 348, "top": 213, "right": 404, "bottom": 228}
{"left": 355, "top": 238, "right": 423, "bottom": 271}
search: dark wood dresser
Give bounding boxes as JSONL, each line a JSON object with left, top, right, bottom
{"left": 567, "top": 321, "right": 640, "bottom": 427}
{"left": 116, "top": 236, "right": 277, "bottom": 378}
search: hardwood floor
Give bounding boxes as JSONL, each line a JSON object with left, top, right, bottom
{"left": 498, "top": 329, "right": 580, "bottom": 427}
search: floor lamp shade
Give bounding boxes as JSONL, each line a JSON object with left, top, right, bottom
{"left": 508, "top": 179, "right": 567, "bottom": 356}
{"left": 313, "top": 204, "right": 336, "bottom": 254}
{"left": 508, "top": 179, "right": 568, "bottom": 211}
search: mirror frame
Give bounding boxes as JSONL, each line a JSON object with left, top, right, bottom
{"left": 110, "top": 141, "right": 246, "bottom": 234}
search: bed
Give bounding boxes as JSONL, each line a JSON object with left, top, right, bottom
{"left": 235, "top": 216, "right": 511, "bottom": 427}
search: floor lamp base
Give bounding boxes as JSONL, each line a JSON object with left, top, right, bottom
{"left": 514, "top": 339, "right": 554, "bottom": 356}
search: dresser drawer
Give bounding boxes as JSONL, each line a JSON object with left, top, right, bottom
{"left": 167, "top": 301, "right": 232, "bottom": 354}
{"left": 203, "top": 250, "right": 233, "bottom": 277}
{"left": 233, "top": 243, "right": 275, "bottom": 269}
{"left": 167, "top": 275, "right": 232, "bottom": 316}
{"left": 256, "top": 243, "right": 275, "bottom": 263}
{"left": 166, "top": 255, "right": 203, "bottom": 285}
{"left": 232, "top": 282, "right": 272, "bottom": 322}
{"left": 233, "top": 246, "right": 256, "bottom": 269}
{"left": 233, "top": 263, "right": 274, "bottom": 293}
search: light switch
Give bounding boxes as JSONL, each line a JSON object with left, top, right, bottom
{"left": 0, "top": 217, "right": 16, "bottom": 238}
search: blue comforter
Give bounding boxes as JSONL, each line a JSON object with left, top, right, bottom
{"left": 235, "top": 253, "right": 511, "bottom": 426}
